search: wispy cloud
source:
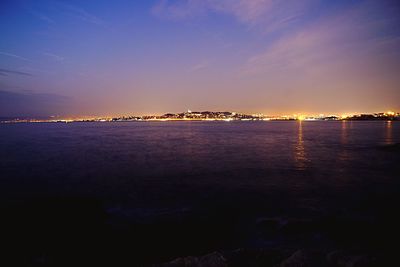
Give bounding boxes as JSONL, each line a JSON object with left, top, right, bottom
{"left": 242, "top": 1, "right": 400, "bottom": 77}
{"left": 188, "top": 61, "right": 209, "bottom": 72}
{"left": 152, "top": 0, "right": 312, "bottom": 32}
{"left": 27, "top": 9, "right": 55, "bottom": 24}
{"left": 61, "top": 3, "right": 105, "bottom": 26}
{"left": 208, "top": 0, "right": 274, "bottom": 25}
{"left": 0, "top": 68, "right": 32, "bottom": 76}
{"left": 17, "top": 66, "right": 56, "bottom": 75}
{"left": 0, "top": 51, "right": 31, "bottom": 62}
{"left": 43, "top": 52, "right": 65, "bottom": 62}
{"left": 152, "top": 0, "right": 205, "bottom": 20}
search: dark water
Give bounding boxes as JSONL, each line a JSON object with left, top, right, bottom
{"left": 1, "top": 121, "right": 399, "bottom": 265}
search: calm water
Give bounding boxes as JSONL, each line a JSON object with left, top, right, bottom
{"left": 1, "top": 121, "right": 399, "bottom": 264}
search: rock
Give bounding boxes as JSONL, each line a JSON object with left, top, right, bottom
{"left": 346, "top": 255, "right": 374, "bottom": 267}
{"left": 226, "top": 248, "right": 286, "bottom": 267}
{"left": 278, "top": 250, "right": 327, "bottom": 267}
{"left": 199, "top": 252, "right": 227, "bottom": 267}
{"left": 327, "top": 251, "right": 375, "bottom": 267}
{"left": 327, "top": 250, "right": 349, "bottom": 266}
{"left": 279, "top": 250, "right": 309, "bottom": 267}
{"left": 156, "top": 252, "right": 227, "bottom": 267}
{"left": 163, "top": 256, "right": 200, "bottom": 267}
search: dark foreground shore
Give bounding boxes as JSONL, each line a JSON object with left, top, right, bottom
{"left": 2, "top": 194, "right": 399, "bottom": 267}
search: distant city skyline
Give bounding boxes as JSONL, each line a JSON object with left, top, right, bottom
{"left": 1, "top": 0, "right": 400, "bottom": 117}
{"left": 2, "top": 109, "right": 399, "bottom": 123}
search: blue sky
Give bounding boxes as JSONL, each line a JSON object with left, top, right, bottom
{"left": 1, "top": 0, "right": 399, "bottom": 117}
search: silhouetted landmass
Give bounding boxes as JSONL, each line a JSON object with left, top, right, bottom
{"left": 345, "top": 114, "right": 399, "bottom": 121}
{"left": 2, "top": 111, "right": 399, "bottom": 123}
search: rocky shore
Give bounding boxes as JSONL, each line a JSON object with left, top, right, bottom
{"left": 154, "top": 249, "right": 379, "bottom": 267}
{"left": 2, "top": 196, "right": 399, "bottom": 266}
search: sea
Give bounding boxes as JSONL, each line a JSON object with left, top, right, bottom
{"left": 0, "top": 121, "right": 399, "bottom": 266}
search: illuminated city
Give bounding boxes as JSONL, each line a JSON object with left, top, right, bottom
{"left": 2, "top": 110, "right": 399, "bottom": 123}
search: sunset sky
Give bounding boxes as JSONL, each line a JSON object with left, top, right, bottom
{"left": 1, "top": 0, "right": 399, "bottom": 117}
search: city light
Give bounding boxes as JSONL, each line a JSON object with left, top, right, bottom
{"left": 1, "top": 110, "right": 399, "bottom": 123}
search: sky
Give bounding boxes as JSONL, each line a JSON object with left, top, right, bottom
{"left": 0, "top": 0, "right": 400, "bottom": 117}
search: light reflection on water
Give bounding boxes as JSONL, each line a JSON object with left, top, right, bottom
{"left": 385, "top": 121, "right": 393, "bottom": 145}
{"left": 341, "top": 120, "right": 348, "bottom": 145}
{"left": 338, "top": 120, "right": 350, "bottom": 163}
{"left": 294, "top": 121, "right": 308, "bottom": 171}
